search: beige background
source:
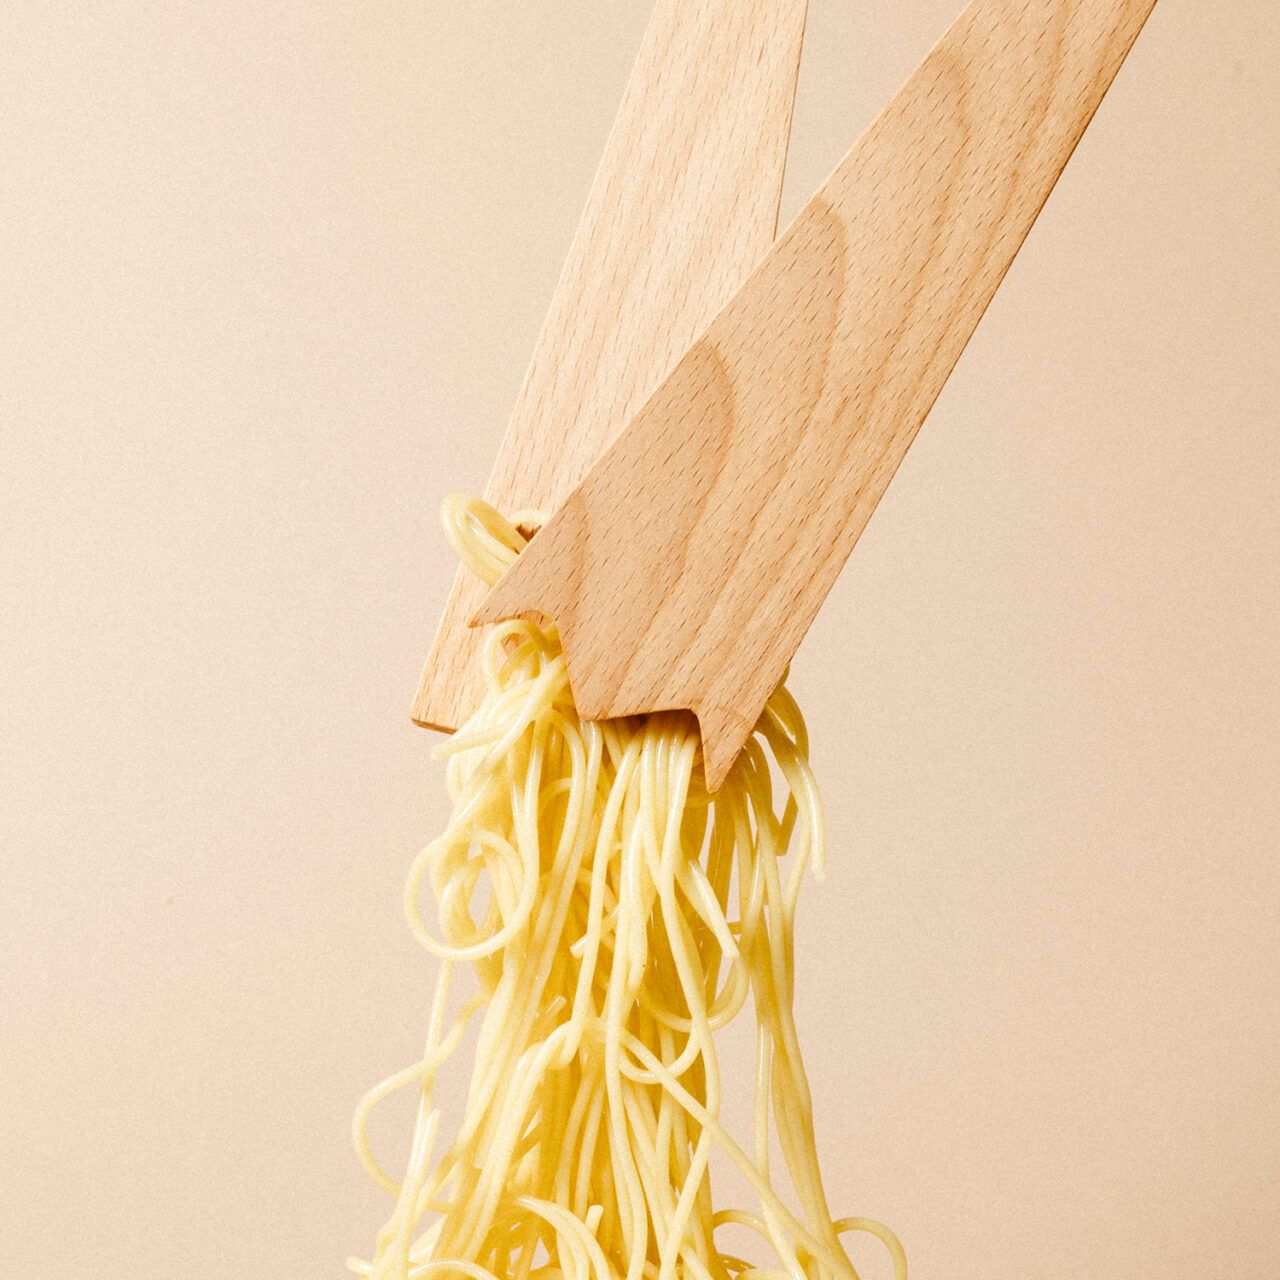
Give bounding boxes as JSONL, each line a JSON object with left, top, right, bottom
{"left": 3, "top": 2, "right": 1278, "bottom": 1277}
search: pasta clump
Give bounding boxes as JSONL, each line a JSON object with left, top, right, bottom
{"left": 351, "top": 496, "right": 904, "bottom": 1280}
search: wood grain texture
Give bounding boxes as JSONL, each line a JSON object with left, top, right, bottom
{"left": 411, "top": 0, "right": 810, "bottom": 731}
{"left": 475, "top": 0, "right": 1160, "bottom": 790}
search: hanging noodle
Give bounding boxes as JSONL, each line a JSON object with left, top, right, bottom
{"left": 351, "top": 495, "right": 905, "bottom": 1280}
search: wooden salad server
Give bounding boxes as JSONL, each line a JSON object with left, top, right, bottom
{"left": 474, "top": 0, "right": 1160, "bottom": 790}
{"left": 412, "top": 0, "right": 811, "bottom": 733}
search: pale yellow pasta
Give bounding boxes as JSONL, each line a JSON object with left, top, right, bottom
{"left": 351, "top": 495, "right": 905, "bottom": 1280}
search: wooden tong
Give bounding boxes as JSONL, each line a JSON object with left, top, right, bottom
{"left": 418, "top": 0, "right": 1159, "bottom": 790}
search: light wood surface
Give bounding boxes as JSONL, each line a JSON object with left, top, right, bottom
{"left": 411, "top": 0, "right": 810, "bottom": 731}
{"left": 475, "top": 0, "right": 1159, "bottom": 790}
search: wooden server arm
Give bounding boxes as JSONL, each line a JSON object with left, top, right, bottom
{"left": 475, "top": 0, "right": 1160, "bottom": 789}
{"left": 412, "top": 0, "right": 810, "bottom": 732}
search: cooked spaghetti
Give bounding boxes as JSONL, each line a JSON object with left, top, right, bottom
{"left": 351, "top": 495, "right": 905, "bottom": 1280}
